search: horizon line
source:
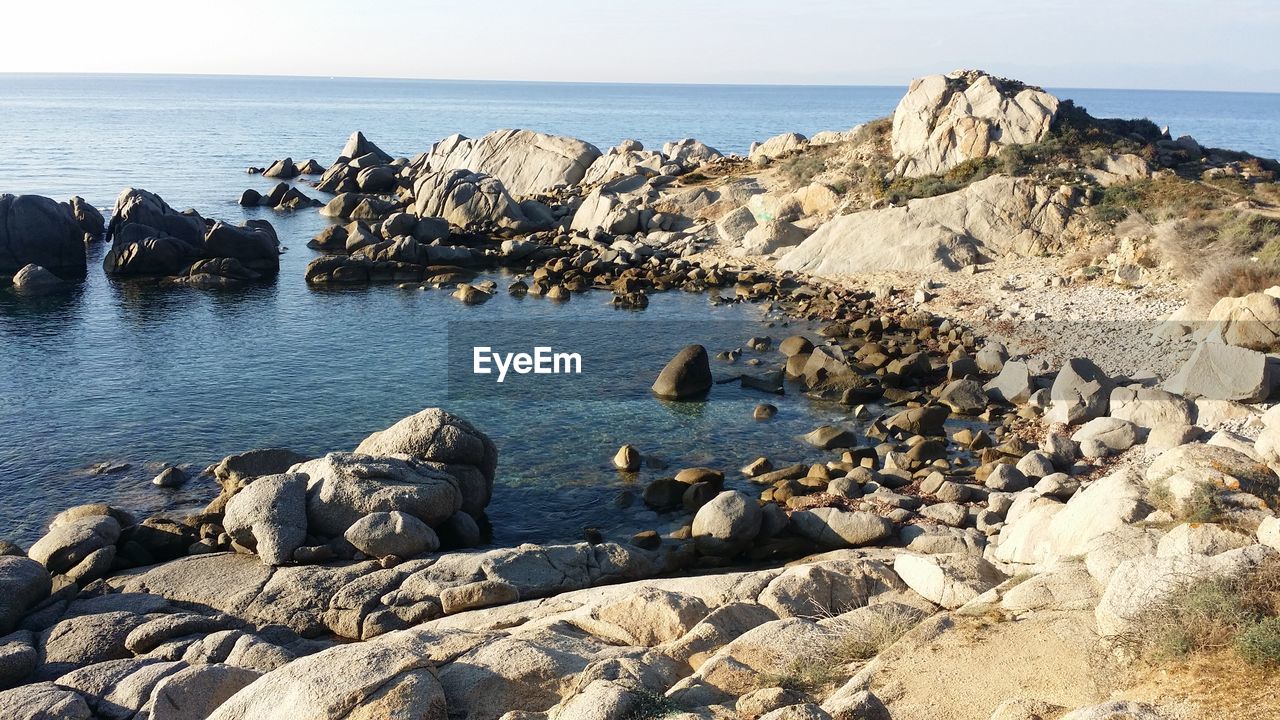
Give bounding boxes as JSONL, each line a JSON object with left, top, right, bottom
{"left": 1, "top": 70, "right": 1277, "bottom": 97}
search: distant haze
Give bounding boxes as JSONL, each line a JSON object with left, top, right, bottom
{"left": 3, "top": 0, "right": 1278, "bottom": 93}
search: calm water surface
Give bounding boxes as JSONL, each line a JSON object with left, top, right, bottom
{"left": 1, "top": 75, "right": 1278, "bottom": 545}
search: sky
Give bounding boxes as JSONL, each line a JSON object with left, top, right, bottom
{"left": 3, "top": 0, "right": 1278, "bottom": 92}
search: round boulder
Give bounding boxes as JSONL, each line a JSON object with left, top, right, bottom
{"left": 354, "top": 409, "right": 498, "bottom": 516}
{"left": 344, "top": 511, "right": 440, "bottom": 558}
{"left": 691, "top": 490, "right": 762, "bottom": 556}
{"left": 652, "top": 344, "right": 713, "bottom": 400}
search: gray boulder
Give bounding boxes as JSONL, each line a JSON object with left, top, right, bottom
{"left": 343, "top": 511, "right": 440, "bottom": 558}
{"left": 1164, "top": 342, "right": 1276, "bottom": 402}
{"left": 206, "top": 630, "right": 448, "bottom": 720}
{"left": 10, "top": 264, "right": 65, "bottom": 291}
{"left": 28, "top": 515, "right": 120, "bottom": 576}
{"left": 412, "top": 169, "right": 531, "bottom": 231}
{"left": 0, "top": 557, "right": 51, "bottom": 634}
{"left": 293, "top": 453, "right": 463, "bottom": 537}
{"left": 223, "top": 473, "right": 308, "bottom": 566}
{"left": 1047, "top": 358, "right": 1112, "bottom": 424}
{"left": 692, "top": 491, "right": 763, "bottom": 556}
{"left": 661, "top": 139, "right": 724, "bottom": 170}
{"left": 892, "top": 70, "right": 1059, "bottom": 177}
{"left": 416, "top": 129, "right": 601, "bottom": 196}
{"left": 984, "top": 361, "right": 1034, "bottom": 404}
{"left": 340, "top": 131, "right": 393, "bottom": 164}
{"left": 138, "top": 663, "right": 261, "bottom": 720}
{"left": 68, "top": 196, "right": 105, "bottom": 240}
{"left": 353, "top": 408, "right": 497, "bottom": 516}
{"left": 0, "top": 681, "right": 92, "bottom": 720}
{"left": 790, "top": 508, "right": 894, "bottom": 549}
{"left": 652, "top": 345, "right": 713, "bottom": 400}
{"left": 0, "top": 194, "right": 87, "bottom": 278}
{"left": 213, "top": 448, "right": 311, "bottom": 486}
{"left": 939, "top": 378, "right": 988, "bottom": 414}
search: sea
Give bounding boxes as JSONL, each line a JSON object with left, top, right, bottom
{"left": 1, "top": 74, "right": 1278, "bottom": 545}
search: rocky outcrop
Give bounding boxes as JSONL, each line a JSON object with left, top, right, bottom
{"left": 1206, "top": 288, "right": 1280, "bottom": 351}
{"left": 661, "top": 139, "right": 724, "bottom": 170}
{"left": 104, "top": 189, "right": 279, "bottom": 283}
{"left": 414, "top": 130, "right": 602, "bottom": 197}
{"left": 412, "top": 169, "right": 537, "bottom": 232}
{"left": 777, "top": 175, "right": 1082, "bottom": 274}
{"left": 0, "top": 194, "right": 88, "bottom": 279}
{"left": 353, "top": 408, "right": 498, "bottom": 516}
{"left": 891, "top": 70, "right": 1059, "bottom": 177}
{"left": 749, "top": 133, "right": 807, "bottom": 163}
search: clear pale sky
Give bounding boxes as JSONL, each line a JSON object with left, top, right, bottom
{"left": 4, "top": 0, "right": 1277, "bottom": 92}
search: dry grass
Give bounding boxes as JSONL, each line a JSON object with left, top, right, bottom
{"left": 1116, "top": 555, "right": 1280, "bottom": 668}
{"left": 1060, "top": 237, "right": 1120, "bottom": 273}
{"left": 757, "top": 604, "right": 923, "bottom": 694}
{"left": 1123, "top": 650, "right": 1280, "bottom": 719}
{"left": 1188, "top": 258, "right": 1280, "bottom": 314}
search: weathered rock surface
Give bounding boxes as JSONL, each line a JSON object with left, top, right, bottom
{"left": 412, "top": 169, "right": 534, "bottom": 231}
{"left": 294, "top": 453, "right": 463, "bottom": 537}
{"left": 777, "top": 176, "right": 1080, "bottom": 274}
{"left": 0, "top": 194, "right": 87, "bottom": 278}
{"left": 105, "top": 189, "right": 279, "bottom": 281}
{"left": 1164, "top": 341, "right": 1276, "bottom": 402}
{"left": 0, "top": 557, "right": 51, "bottom": 634}
{"left": 353, "top": 408, "right": 498, "bottom": 516}
{"left": 417, "top": 130, "right": 602, "bottom": 197}
{"left": 223, "top": 474, "right": 308, "bottom": 566}
{"left": 892, "top": 70, "right": 1059, "bottom": 177}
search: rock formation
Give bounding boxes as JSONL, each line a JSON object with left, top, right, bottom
{"left": 892, "top": 69, "right": 1059, "bottom": 177}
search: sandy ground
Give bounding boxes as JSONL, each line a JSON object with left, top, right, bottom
{"left": 871, "top": 611, "right": 1108, "bottom": 720}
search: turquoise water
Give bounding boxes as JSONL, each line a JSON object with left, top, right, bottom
{"left": 1, "top": 75, "right": 1278, "bottom": 545}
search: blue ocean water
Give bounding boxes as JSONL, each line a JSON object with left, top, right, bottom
{"left": 1, "top": 74, "right": 1277, "bottom": 545}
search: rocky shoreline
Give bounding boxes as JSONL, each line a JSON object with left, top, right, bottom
{"left": 4, "top": 69, "right": 1280, "bottom": 719}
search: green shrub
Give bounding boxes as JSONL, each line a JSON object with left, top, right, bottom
{"left": 626, "top": 688, "right": 678, "bottom": 720}
{"left": 759, "top": 657, "right": 839, "bottom": 693}
{"left": 1237, "top": 617, "right": 1280, "bottom": 667}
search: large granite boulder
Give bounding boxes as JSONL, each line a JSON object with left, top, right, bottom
{"left": 582, "top": 146, "right": 668, "bottom": 185}
{"left": 0, "top": 557, "right": 51, "bottom": 634}
{"left": 1164, "top": 341, "right": 1276, "bottom": 402}
{"left": 412, "top": 169, "right": 533, "bottom": 231}
{"left": 67, "top": 196, "right": 105, "bottom": 241}
{"left": 569, "top": 188, "right": 641, "bottom": 235}
{"left": 1206, "top": 288, "right": 1280, "bottom": 351}
{"left": 105, "top": 189, "right": 280, "bottom": 280}
{"left": 651, "top": 345, "right": 713, "bottom": 400}
{"left": 661, "top": 139, "right": 724, "bottom": 170}
{"left": 416, "top": 129, "right": 602, "bottom": 196}
{"left": 776, "top": 176, "right": 1079, "bottom": 274}
{"left": 0, "top": 194, "right": 88, "bottom": 278}
{"left": 340, "top": 130, "right": 393, "bottom": 164}
{"left": 353, "top": 408, "right": 498, "bottom": 516}
{"left": 692, "top": 491, "right": 763, "bottom": 557}
{"left": 749, "top": 132, "right": 807, "bottom": 163}
{"left": 10, "top": 264, "right": 65, "bottom": 291}
{"left": 0, "top": 681, "right": 92, "bottom": 719}
{"left": 891, "top": 70, "right": 1059, "bottom": 177}
{"left": 223, "top": 474, "right": 308, "bottom": 566}
{"left": 206, "top": 630, "right": 448, "bottom": 720}
{"left": 293, "top": 454, "right": 464, "bottom": 538}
